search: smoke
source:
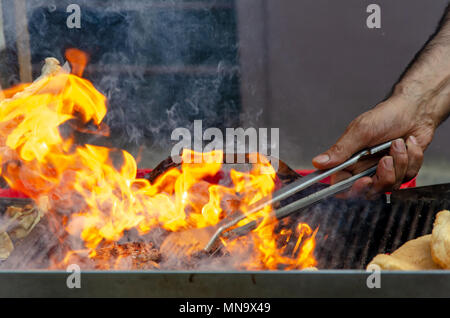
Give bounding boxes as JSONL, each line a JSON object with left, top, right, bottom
{"left": 0, "top": 0, "right": 304, "bottom": 271}
{"left": 6, "top": 0, "right": 240, "bottom": 166}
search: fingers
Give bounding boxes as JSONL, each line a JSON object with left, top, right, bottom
{"left": 322, "top": 134, "right": 424, "bottom": 199}
{"left": 366, "top": 156, "right": 396, "bottom": 199}
{"left": 367, "top": 139, "right": 408, "bottom": 197}
{"left": 332, "top": 155, "right": 396, "bottom": 200}
{"left": 330, "top": 138, "right": 406, "bottom": 199}
{"left": 330, "top": 170, "right": 353, "bottom": 199}
{"left": 332, "top": 173, "right": 373, "bottom": 199}
{"left": 405, "top": 135, "right": 424, "bottom": 181}
{"left": 312, "top": 121, "right": 368, "bottom": 169}
{"left": 313, "top": 141, "right": 362, "bottom": 170}
{"left": 390, "top": 138, "right": 408, "bottom": 190}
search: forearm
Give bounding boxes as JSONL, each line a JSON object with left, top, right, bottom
{"left": 393, "top": 5, "right": 450, "bottom": 127}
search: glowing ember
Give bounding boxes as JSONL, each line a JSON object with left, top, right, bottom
{"left": 0, "top": 49, "right": 317, "bottom": 270}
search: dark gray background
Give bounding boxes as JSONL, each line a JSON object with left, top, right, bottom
{"left": 237, "top": 0, "right": 450, "bottom": 185}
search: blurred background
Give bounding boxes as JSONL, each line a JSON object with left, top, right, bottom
{"left": 0, "top": 0, "right": 449, "bottom": 186}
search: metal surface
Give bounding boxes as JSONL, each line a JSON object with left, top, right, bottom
{"left": 272, "top": 166, "right": 377, "bottom": 219}
{"left": 1, "top": 182, "right": 448, "bottom": 270}
{"left": 205, "top": 141, "right": 392, "bottom": 251}
{"left": 0, "top": 184, "right": 449, "bottom": 298}
{"left": 223, "top": 166, "right": 377, "bottom": 240}
{"left": 292, "top": 186, "right": 450, "bottom": 269}
{"left": 261, "top": 140, "right": 392, "bottom": 207}
{"left": 0, "top": 270, "right": 449, "bottom": 297}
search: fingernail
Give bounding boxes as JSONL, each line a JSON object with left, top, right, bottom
{"left": 384, "top": 156, "right": 394, "bottom": 171}
{"left": 393, "top": 139, "right": 406, "bottom": 152}
{"left": 313, "top": 153, "right": 330, "bottom": 164}
{"left": 408, "top": 135, "right": 418, "bottom": 145}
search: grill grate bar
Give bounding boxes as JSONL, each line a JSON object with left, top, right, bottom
{"left": 342, "top": 203, "right": 371, "bottom": 269}
{"left": 420, "top": 200, "right": 438, "bottom": 236}
{"left": 407, "top": 200, "right": 424, "bottom": 241}
{"left": 390, "top": 200, "right": 412, "bottom": 252}
{"left": 376, "top": 201, "right": 401, "bottom": 254}
{"left": 358, "top": 201, "right": 384, "bottom": 268}
{"left": 332, "top": 202, "right": 358, "bottom": 269}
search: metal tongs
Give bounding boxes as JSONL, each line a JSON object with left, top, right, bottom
{"left": 203, "top": 140, "right": 393, "bottom": 252}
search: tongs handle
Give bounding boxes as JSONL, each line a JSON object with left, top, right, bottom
{"left": 272, "top": 165, "right": 377, "bottom": 220}
{"left": 203, "top": 140, "right": 393, "bottom": 252}
{"left": 222, "top": 165, "right": 378, "bottom": 241}
{"left": 269, "top": 140, "right": 393, "bottom": 205}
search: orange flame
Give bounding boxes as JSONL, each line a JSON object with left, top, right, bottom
{"left": 0, "top": 49, "right": 317, "bottom": 270}
{"left": 65, "top": 48, "right": 89, "bottom": 77}
{"left": 0, "top": 83, "right": 32, "bottom": 100}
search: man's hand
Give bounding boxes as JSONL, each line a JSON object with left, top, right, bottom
{"left": 312, "top": 5, "right": 450, "bottom": 199}
{"left": 312, "top": 94, "right": 433, "bottom": 199}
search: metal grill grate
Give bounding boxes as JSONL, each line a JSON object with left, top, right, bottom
{"left": 288, "top": 183, "right": 450, "bottom": 269}
{"left": 1, "top": 179, "right": 450, "bottom": 270}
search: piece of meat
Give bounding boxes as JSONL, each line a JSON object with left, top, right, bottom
{"left": 144, "top": 153, "right": 303, "bottom": 187}
{"left": 93, "top": 242, "right": 161, "bottom": 270}
{"left": 144, "top": 156, "right": 181, "bottom": 184}
{"left": 0, "top": 232, "right": 13, "bottom": 260}
{"left": 431, "top": 210, "right": 450, "bottom": 269}
{"left": 186, "top": 181, "right": 211, "bottom": 214}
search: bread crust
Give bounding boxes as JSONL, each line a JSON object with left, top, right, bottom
{"left": 368, "top": 235, "right": 441, "bottom": 270}
{"left": 431, "top": 210, "right": 450, "bottom": 269}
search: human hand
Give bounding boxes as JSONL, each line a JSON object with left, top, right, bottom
{"left": 312, "top": 94, "right": 436, "bottom": 199}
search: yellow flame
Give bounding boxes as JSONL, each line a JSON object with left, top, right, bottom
{"left": 0, "top": 50, "right": 317, "bottom": 270}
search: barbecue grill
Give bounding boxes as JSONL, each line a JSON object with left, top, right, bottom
{"left": 0, "top": 0, "right": 449, "bottom": 299}
{"left": 1, "top": 176, "right": 449, "bottom": 297}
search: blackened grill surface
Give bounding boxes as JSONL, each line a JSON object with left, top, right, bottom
{"left": 143, "top": 155, "right": 450, "bottom": 269}
{"left": 288, "top": 183, "right": 450, "bottom": 269}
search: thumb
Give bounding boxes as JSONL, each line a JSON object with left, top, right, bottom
{"left": 312, "top": 132, "right": 366, "bottom": 169}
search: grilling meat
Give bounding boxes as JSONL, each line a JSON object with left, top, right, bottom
{"left": 92, "top": 242, "right": 161, "bottom": 270}
{"left": 1, "top": 149, "right": 321, "bottom": 270}
{"left": 144, "top": 153, "right": 304, "bottom": 187}
{"left": 0, "top": 232, "right": 13, "bottom": 260}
